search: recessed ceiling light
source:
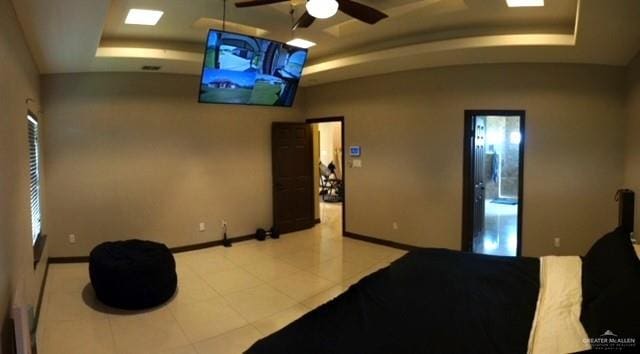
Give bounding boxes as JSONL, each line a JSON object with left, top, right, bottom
{"left": 506, "top": 0, "right": 544, "bottom": 7}
{"left": 287, "top": 38, "right": 316, "bottom": 49}
{"left": 125, "top": 9, "right": 164, "bottom": 26}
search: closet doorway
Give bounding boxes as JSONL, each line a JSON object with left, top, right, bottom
{"left": 462, "top": 111, "right": 525, "bottom": 256}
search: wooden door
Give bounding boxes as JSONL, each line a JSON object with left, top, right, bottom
{"left": 472, "top": 116, "right": 486, "bottom": 241}
{"left": 272, "top": 123, "right": 315, "bottom": 233}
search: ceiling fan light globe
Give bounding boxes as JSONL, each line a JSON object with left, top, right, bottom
{"left": 306, "top": 0, "right": 339, "bottom": 19}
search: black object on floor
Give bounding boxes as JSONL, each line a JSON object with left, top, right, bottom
{"left": 89, "top": 239, "right": 177, "bottom": 310}
{"left": 256, "top": 227, "right": 280, "bottom": 241}
{"left": 223, "top": 224, "right": 232, "bottom": 247}
{"left": 490, "top": 197, "right": 518, "bottom": 205}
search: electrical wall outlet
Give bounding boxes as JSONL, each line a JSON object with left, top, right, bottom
{"left": 221, "top": 220, "right": 228, "bottom": 228}
{"left": 553, "top": 237, "right": 561, "bottom": 248}
{"left": 392, "top": 222, "right": 399, "bottom": 230}
{"left": 199, "top": 222, "right": 206, "bottom": 232}
{"left": 68, "top": 234, "right": 76, "bottom": 244}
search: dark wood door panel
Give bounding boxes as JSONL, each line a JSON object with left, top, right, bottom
{"left": 272, "top": 123, "right": 314, "bottom": 233}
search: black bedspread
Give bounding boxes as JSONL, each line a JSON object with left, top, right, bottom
{"left": 246, "top": 248, "right": 540, "bottom": 354}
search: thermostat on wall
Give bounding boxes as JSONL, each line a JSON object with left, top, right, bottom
{"left": 349, "top": 146, "right": 361, "bottom": 157}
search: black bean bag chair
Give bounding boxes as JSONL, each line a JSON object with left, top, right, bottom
{"left": 89, "top": 239, "right": 177, "bottom": 310}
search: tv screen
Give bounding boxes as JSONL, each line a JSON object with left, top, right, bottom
{"left": 198, "top": 30, "right": 308, "bottom": 107}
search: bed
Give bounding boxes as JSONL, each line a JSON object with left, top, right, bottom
{"left": 246, "top": 228, "right": 640, "bottom": 353}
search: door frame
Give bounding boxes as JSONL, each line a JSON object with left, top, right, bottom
{"left": 462, "top": 110, "right": 526, "bottom": 256}
{"left": 306, "top": 116, "right": 346, "bottom": 235}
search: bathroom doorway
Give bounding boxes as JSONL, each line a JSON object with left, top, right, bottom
{"left": 463, "top": 111, "right": 525, "bottom": 256}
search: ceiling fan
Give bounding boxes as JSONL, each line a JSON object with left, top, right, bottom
{"left": 235, "top": 0, "right": 389, "bottom": 30}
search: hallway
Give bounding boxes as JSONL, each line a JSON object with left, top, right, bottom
{"left": 319, "top": 202, "right": 342, "bottom": 231}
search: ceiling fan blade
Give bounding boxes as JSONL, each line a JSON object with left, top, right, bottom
{"left": 235, "top": 0, "right": 288, "bottom": 8}
{"left": 292, "top": 11, "right": 316, "bottom": 30}
{"left": 337, "top": 0, "right": 388, "bottom": 24}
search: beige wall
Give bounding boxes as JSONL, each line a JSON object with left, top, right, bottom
{"left": 0, "top": 0, "right": 48, "bottom": 349}
{"left": 304, "top": 63, "right": 626, "bottom": 257}
{"left": 41, "top": 73, "right": 304, "bottom": 257}
{"left": 41, "top": 64, "right": 628, "bottom": 259}
{"left": 624, "top": 53, "right": 640, "bottom": 227}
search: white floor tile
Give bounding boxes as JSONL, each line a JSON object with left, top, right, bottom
{"left": 38, "top": 203, "right": 413, "bottom": 354}
{"left": 43, "top": 290, "right": 103, "bottom": 322}
{"left": 200, "top": 268, "right": 264, "bottom": 295}
{"left": 45, "top": 263, "right": 90, "bottom": 294}
{"left": 224, "top": 284, "right": 298, "bottom": 322}
{"left": 268, "top": 271, "right": 335, "bottom": 301}
{"left": 308, "top": 258, "right": 371, "bottom": 282}
{"left": 170, "top": 298, "right": 247, "bottom": 343}
{"left": 300, "top": 285, "right": 348, "bottom": 310}
{"left": 167, "top": 276, "right": 223, "bottom": 307}
{"left": 39, "top": 318, "right": 115, "bottom": 354}
{"left": 156, "top": 345, "right": 198, "bottom": 354}
{"left": 109, "top": 308, "right": 190, "bottom": 353}
{"left": 241, "top": 258, "right": 303, "bottom": 282}
{"left": 251, "top": 304, "right": 309, "bottom": 336}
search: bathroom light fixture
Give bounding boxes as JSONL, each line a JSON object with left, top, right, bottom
{"left": 125, "top": 9, "right": 164, "bottom": 26}
{"left": 287, "top": 38, "right": 316, "bottom": 49}
{"left": 306, "top": 0, "right": 339, "bottom": 19}
{"left": 506, "top": 0, "right": 544, "bottom": 7}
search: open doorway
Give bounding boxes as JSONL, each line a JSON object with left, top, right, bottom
{"left": 463, "top": 111, "right": 525, "bottom": 256}
{"left": 307, "top": 117, "right": 345, "bottom": 234}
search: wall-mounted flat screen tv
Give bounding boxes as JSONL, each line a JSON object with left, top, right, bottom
{"left": 198, "top": 30, "right": 308, "bottom": 107}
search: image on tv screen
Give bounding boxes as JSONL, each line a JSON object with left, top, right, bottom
{"left": 199, "top": 30, "right": 308, "bottom": 107}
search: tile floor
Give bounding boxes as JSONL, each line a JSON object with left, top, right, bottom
{"left": 37, "top": 203, "right": 407, "bottom": 354}
{"left": 473, "top": 200, "right": 518, "bottom": 256}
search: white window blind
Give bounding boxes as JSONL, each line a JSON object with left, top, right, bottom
{"left": 28, "top": 114, "right": 41, "bottom": 244}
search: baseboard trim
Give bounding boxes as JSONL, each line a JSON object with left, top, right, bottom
{"left": 33, "top": 234, "right": 47, "bottom": 269}
{"left": 48, "top": 256, "right": 90, "bottom": 263}
{"left": 48, "top": 233, "right": 258, "bottom": 264}
{"left": 34, "top": 261, "right": 50, "bottom": 330}
{"left": 170, "top": 234, "right": 255, "bottom": 253}
{"left": 343, "top": 231, "right": 421, "bottom": 251}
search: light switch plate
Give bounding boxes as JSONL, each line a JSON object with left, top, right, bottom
{"left": 352, "top": 159, "right": 362, "bottom": 168}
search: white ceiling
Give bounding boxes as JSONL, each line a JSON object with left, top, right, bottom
{"left": 11, "top": 0, "right": 640, "bottom": 86}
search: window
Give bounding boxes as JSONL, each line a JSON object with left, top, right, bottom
{"left": 28, "top": 113, "right": 41, "bottom": 245}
